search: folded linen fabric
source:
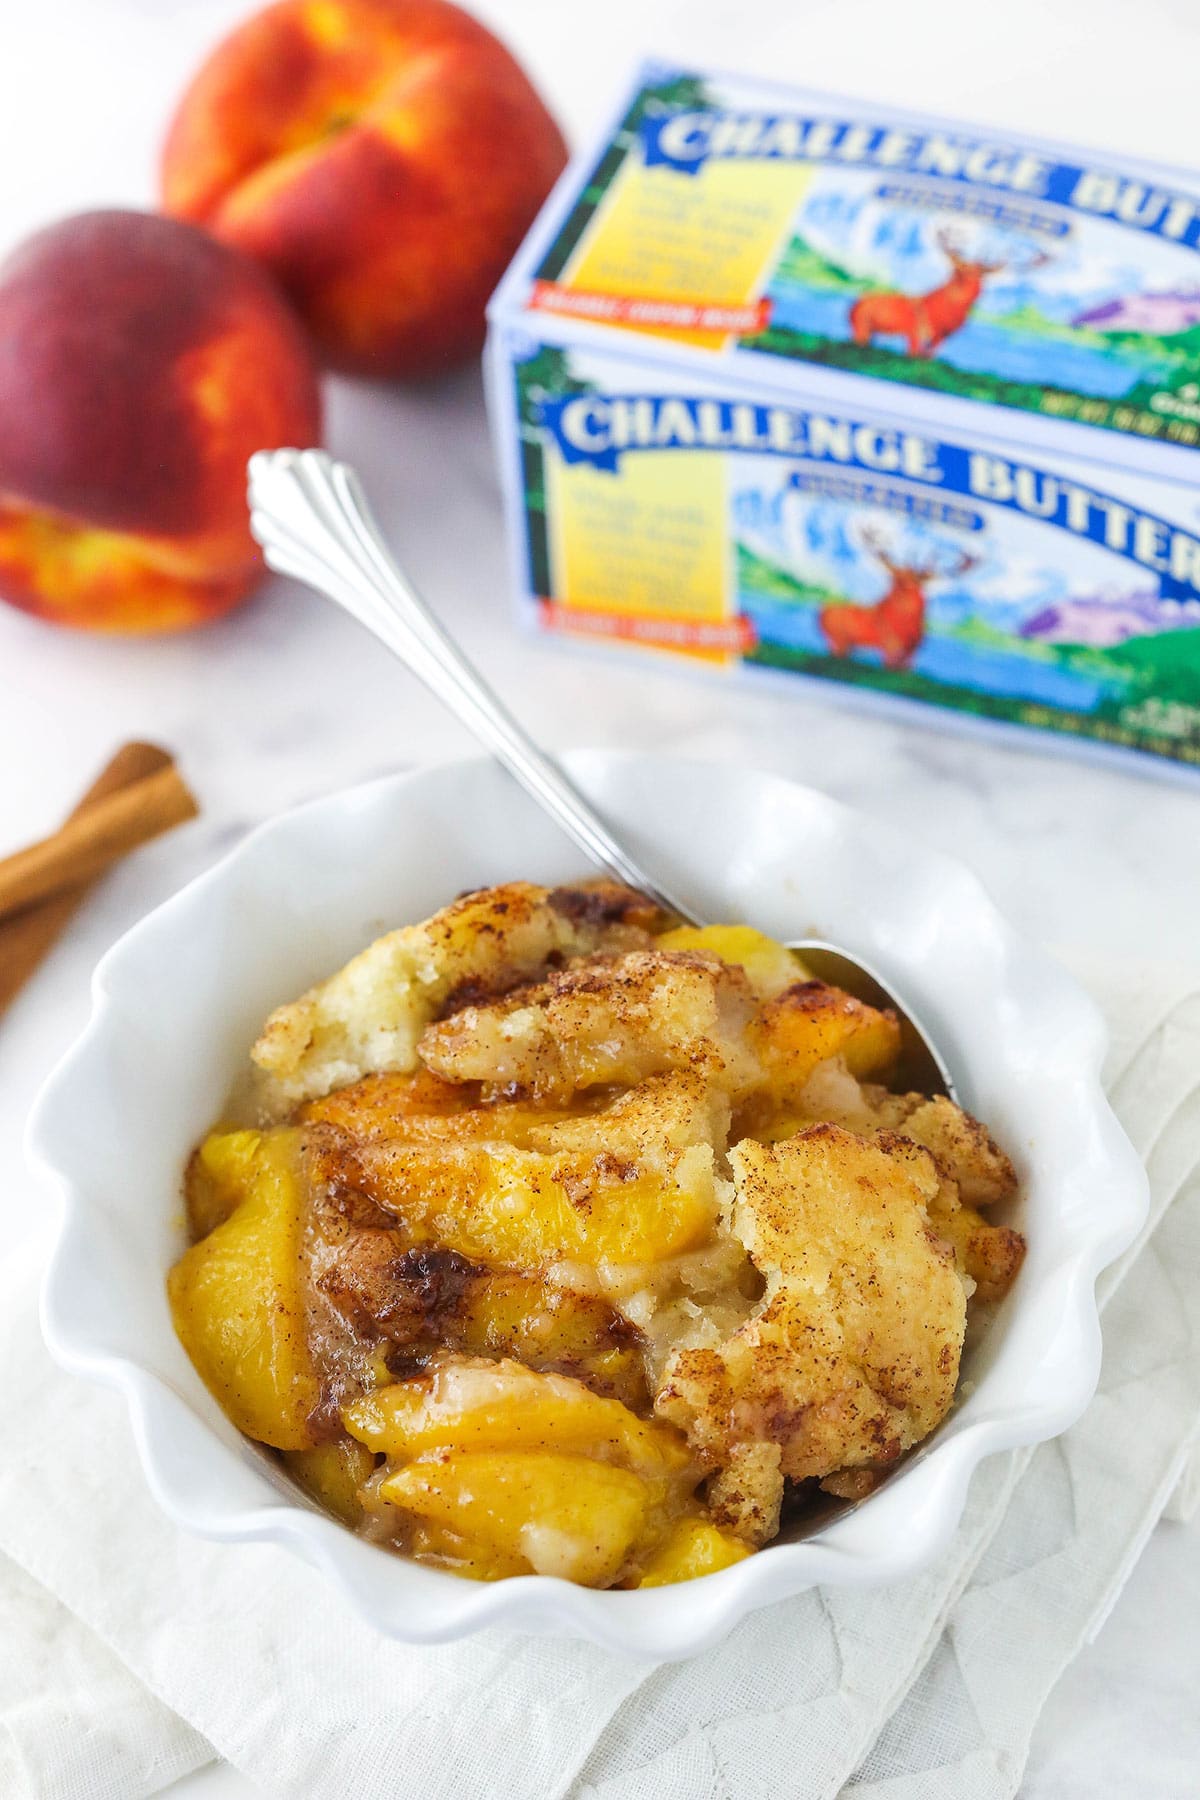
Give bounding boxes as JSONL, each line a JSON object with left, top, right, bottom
{"left": 1, "top": 960, "right": 1196, "bottom": 1800}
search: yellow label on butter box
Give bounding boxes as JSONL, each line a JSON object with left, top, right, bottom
{"left": 552, "top": 154, "right": 809, "bottom": 348}
{"left": 548, "top": 446, "right": 731, "bottom": 646}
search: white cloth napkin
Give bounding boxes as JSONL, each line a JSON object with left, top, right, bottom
{"left": 3, "top": 956, "right": 1198, "bottom": 1800}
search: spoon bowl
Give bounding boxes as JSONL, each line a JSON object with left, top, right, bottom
{"left": 792, "top": 940, "right": 955, "bottom": 1099}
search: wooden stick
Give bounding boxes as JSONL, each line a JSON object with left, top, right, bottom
{"left": 0, "top": 757, "right": 197, "bottom": 922}
{"left": 0, "top": 744, "right": 190, "bottom": 1015}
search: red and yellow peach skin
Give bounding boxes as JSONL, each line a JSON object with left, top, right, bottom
{"left": 0, "top": 210, "right": 322, "bottom": 632}
{"left": 161, "top": 0, "right": 568, "bottom": 376}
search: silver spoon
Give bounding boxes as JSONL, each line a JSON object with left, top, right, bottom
{"left": 246, "top": 448, "right": 954, "bottom": 1101}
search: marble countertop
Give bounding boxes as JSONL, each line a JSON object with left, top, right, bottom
{"left": 4, "top": 0, "right": 1199, "bottom": 1793}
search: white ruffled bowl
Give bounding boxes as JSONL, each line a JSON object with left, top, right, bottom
{"left": 29, "top": 752, "right": 1147, "bottom": 1660}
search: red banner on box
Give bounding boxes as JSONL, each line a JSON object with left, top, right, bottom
{"left": 540, "top": 600, "right": 757, "bottom": 654}
{"left": 530, "top": 282, "right": 772, "bottom": 335}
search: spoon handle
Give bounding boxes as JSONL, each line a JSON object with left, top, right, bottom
{"left": 247, "top": 448, "right": 697, "bottom": 922}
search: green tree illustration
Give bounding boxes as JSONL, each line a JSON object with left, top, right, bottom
{"left": 513, "top": 346, "right": 594, "bottom": 598}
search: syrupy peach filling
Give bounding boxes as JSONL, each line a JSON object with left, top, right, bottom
{"left": 169, "top": 882, "right": 1024, "bottom": 1587}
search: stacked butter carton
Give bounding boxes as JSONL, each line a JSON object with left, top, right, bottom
{"left": 487, "top": 62, "right": 1200, "bottom": 776}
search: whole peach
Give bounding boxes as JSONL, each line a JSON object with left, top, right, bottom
{"left": 0, "top": 211, "right": 321, "bottom": 632}
{"left": 160, "top": 0, "right": 567, "bottom": 377}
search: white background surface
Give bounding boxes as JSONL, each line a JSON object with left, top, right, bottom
{"left": 2, "top": 1, "right": 1198, "bottom": 1794}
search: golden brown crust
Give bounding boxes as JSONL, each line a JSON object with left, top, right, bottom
{"left": 927, "top": 1177, "right": 1026, "bottom": 1304}
{"left": 874, "top": 1093, "right": 1018, "bottom": 1207}
{"left": 706, "top": 1442, "right": 784, "bottom": 1545}
{"left": 654, "top": 1125, "right": 967, "bottom": 1538}
{"left": 419, "top": 948, "right": 759, "bottom": 1103}
{"left": 737, "top": 1074, "right": 1025, "bottom": 1311}
{"left": 251, "top": 880, "right": 660, "bottom": 1113}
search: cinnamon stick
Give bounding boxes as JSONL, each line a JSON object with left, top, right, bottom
{"left": 0, "top": 756, "right": 197, "bottom": 922}
{"left": 0, "top": 743, "right": 195, "bottom": 1015}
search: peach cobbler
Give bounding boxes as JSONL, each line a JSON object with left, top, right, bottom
{"left": 169, "top": 881, "right": 1025, "bottom": 1588}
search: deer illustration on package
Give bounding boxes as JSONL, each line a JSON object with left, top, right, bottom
{"left": 819, "top": 531, "right": 980, "bottom": 668}
{"left": 849, "top": 232, "right": 1051, "bottom": 359}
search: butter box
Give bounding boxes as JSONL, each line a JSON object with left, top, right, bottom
{"left": 485, "top": 62, "right": 1200, "bottom": 775}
